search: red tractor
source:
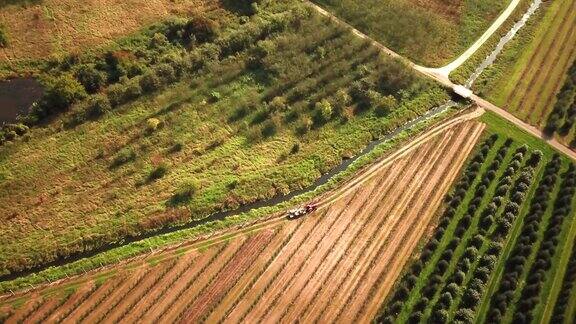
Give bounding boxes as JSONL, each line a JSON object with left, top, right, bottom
{"left": 286, "top": 203, "right": 318, "bottom": 219}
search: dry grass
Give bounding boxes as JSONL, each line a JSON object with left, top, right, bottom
{"left": 0, "top": 0, "right": 217, "bottom": 63}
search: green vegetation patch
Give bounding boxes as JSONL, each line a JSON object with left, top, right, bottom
{"left": 0, "top": 0, "right": 451, "bottom": 280}
{"left": 313, "top": 0, "right": 508, "bottom": 67}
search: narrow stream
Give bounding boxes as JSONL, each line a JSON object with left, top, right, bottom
{"left": 465, "top": 0, "right": 543, "bottom": 88}
{"left": 0, "top": 100, "right": 457, "bottom": 282}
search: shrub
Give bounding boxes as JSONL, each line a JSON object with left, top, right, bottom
{"left": 140, "top": 71, "right": 161, "bottom": 93}
{"left": 0, "top": 25, "right": 7, "bottom": 47}
{"left": 41, "top": 74, "right": 87, "bottom": 112}
{"left": 110, "top": 148, "right": 136, "bottom": 168}
{"left": 85, "top": 94, "right": 112, "bottom": 118}
{"left": 455, "top": 308, "right": 475, "bottom": 323}
{"left": 314, "top": 99, "right": 333, "bottom": 123}
{"left": 148, "top": 163, "right": 168, "bottom": 181}
{"left": 170, "top": 180, "right": 199, "bottom": 205}
{"left": 75, "top": 64, "right": 106, "bottom": 93}
{"left": 184, "top": 15, "right": 219, "bottom": 43}
{"left": 375, "top": 95, "right": 397, "bottom": 117}
{"left": 146, "top": 118, "right": 162, "bottom": 132}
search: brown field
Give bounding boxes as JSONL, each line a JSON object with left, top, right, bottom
{"left": 0, "top": 112, "right": 485, "bottom": 323}
{"left": 0, "top": 0, "right": 218, "bottom": 64}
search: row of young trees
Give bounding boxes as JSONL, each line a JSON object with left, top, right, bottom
{"left": 443, "top": 149, "right": 539, "bottom": 323}
{"left": 551, "top": 237, "right": 576, "bottom": 323}
{"left": 425, "top": 145, "right": 534, "bottom": 324}
{"left": 513, "top": 163, "right": 576, "bottom": 323}
{"left": 486, "top": 154, "right": 563, "bottom": 322}
{"left": 375, "top": 135, "right": 500, "bottom": 323}
{"left": 545, "top": 59, "right": 576, "bottom": 142}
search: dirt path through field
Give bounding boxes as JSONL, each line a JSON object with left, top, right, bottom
{"left": 120, "top": 253, "right": 197, "bottom": 322}
{"left": 316, "top": 128, "right": 456, "bottom": 323}
{"left": 81, "top": 266, "right": 149, "bottom": 323}
{"left": 262, "top": 148, "right": 424, "bottom": 323}
{"left": 283, "top": 130, "right": 444, "bottom": 323}
{"left": 45, "top": 282, "right": 95, "bottom": 322}
{"left": 223, "top": 199, "right": 351, "bottom": 322}
{"left": 297, "top": 157, "right": 414, "bottom": 323}
{"left": 102, "top": 263, "right": 171, "bottom": 323}
{"left": 242, "top": 180, "right": 379, "bottom": 322}
{"left": 202, "top": 223, "right": 296, "bottom": 323}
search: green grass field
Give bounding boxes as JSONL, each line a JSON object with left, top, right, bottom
{"left": 313, "top": 0, "right": 508, "bottom": 67}
{"left": 376, "top": 111, "right": 576, "bottom": 323}
{"left": 0, "top": 0, "right": 451, "bottom": 279}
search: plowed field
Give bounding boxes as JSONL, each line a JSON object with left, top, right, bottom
{"left": 0, "top": 115, "right": 485, "bottom": 323}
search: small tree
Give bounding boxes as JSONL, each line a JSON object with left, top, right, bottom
{"left": 85, "top": 94, "right": 112, "bottom": 118}
{"left": 314, "top": 99, "right": 333, "bottom": 123}
{"left": 42, "top": 74, "right": 87, "bottom": 111}
{"left": 75, "top": 64, "right": 106, "bottom": 93}
{"left": 375, "top": 95, "right": 397, "bottom": 117}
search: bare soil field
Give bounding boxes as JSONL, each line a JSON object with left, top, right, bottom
{"left": 0, "top": 113, "right": 485, "bottom": 323}
{"left": 0, "top": 0, "right": 217, "bottom": 63}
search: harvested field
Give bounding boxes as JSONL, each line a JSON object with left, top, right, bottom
{"left": 0, "top": 0, "right": 218, "bottom": 64}
{"left": 0, "top": 115, "right": 485, "bottom": 323}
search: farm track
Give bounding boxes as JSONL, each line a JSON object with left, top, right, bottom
{"left": 120, "top": 253, "right": 198, "bottom": 322}
{"left": 80, "top": 266, "right": 150, "bottom": 323}
{"left": 45, "top": 283, "right": 95, "bottom": 323}
{"left": 333, "top": 123, "right": 484, "bottom": 323}
{"left": 283, "top": 158, "right": 413, "bottom": 323}
{"left": 202, "top": 223, "right": 296, "bottom": 323}
{"left": 101, "top": 262, "right": 172, "bottom": 323}
{"left": 60, "top": 279, "right": 115, "bottom": 323}
{"left": 309, "top": 131, "right": 455, "bottom": 323}
{"left": 141, "top": 246, "right": 222, "bottom": 323}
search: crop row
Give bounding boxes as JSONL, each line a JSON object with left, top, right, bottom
{"left": 545, "top": 58, "right": 576, "bottom": 144}
{"left": 149, "top": 242, "right": 228, "bottom": 322}
{"left": 512, "top": 163, "right": 576, "bottom": 323}
{"left": 422, "top": 145, "right": 534, "bottom": 323}
{"left": 216, "top": 220, "right": 306, "bottom": 321}
{"left": 551, "top": 237, "right": 576, "bottom": 322}
{"left": 486, "top": 154, "right": 564, "bottom": 322}
{"left": 443, "top": 150, "right": 539, "bottom": 323}
{"left": 375, "top": 134, "right": 501, "bottom": 323}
